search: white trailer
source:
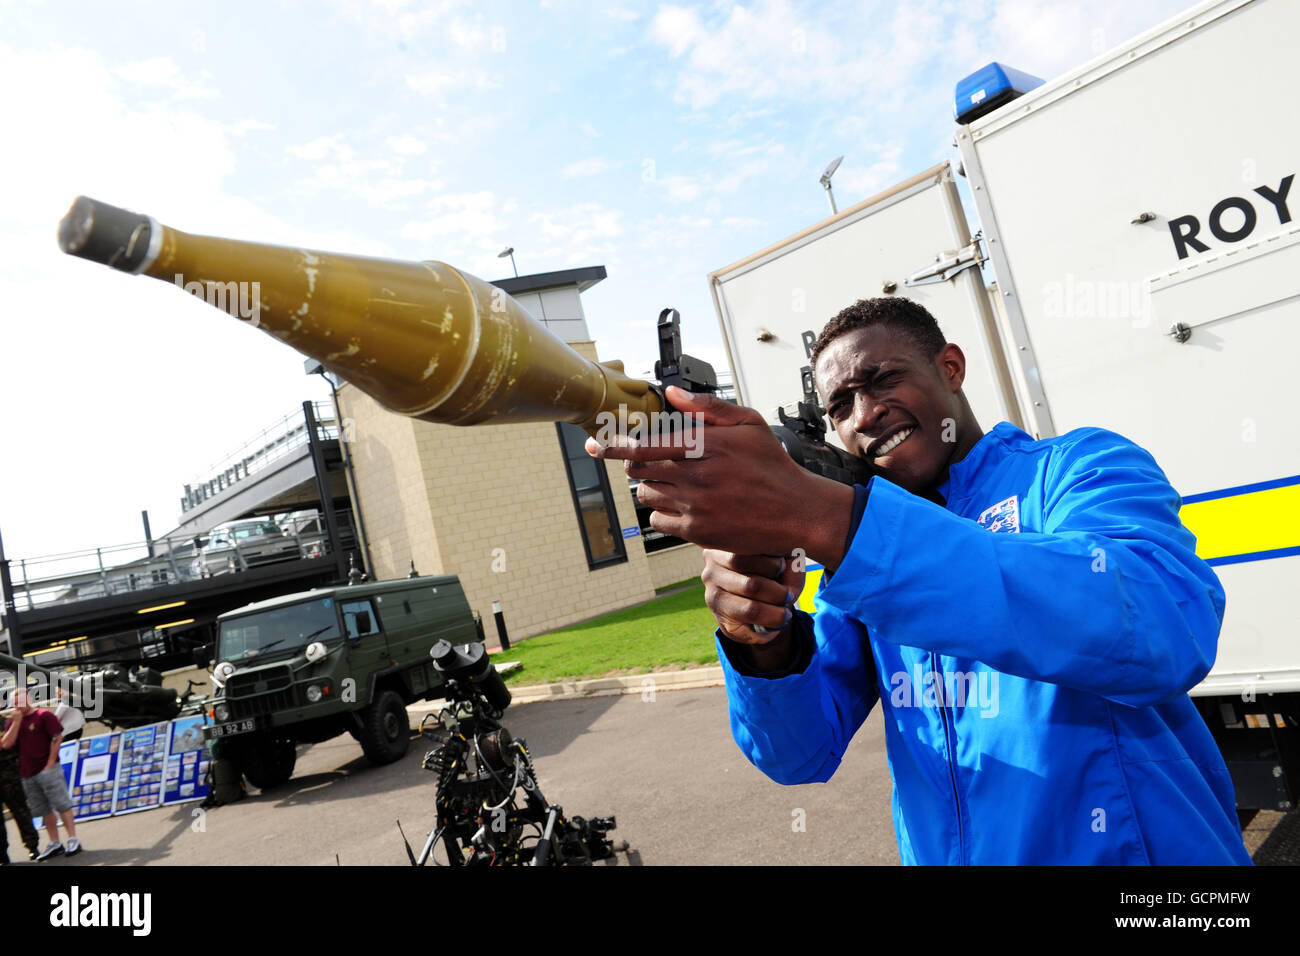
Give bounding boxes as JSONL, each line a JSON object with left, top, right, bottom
{"left": 709, "top": 0, "right": 1299, "bottom": 814}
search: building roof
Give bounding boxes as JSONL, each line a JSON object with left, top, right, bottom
{"left": 217, "top": 574, "right": 461, "bottom": 619}
{"left": 490, "top": 265, "right": 607, "bottom": 296}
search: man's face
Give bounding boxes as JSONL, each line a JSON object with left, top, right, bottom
{"left": 12, "top": 689, "right": 32, "bottom": 713}
{"left": 814, "top": 324, "right": 965, "bottom": 496}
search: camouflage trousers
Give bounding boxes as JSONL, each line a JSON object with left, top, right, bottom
{"left": 0, "top": 756, "right": 40, "bottom": 855}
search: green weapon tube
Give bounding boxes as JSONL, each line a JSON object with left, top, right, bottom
{"left": 58, "top": 196, "right": 664, "bottom": 433}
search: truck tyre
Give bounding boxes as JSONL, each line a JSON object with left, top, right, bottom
{"left": 242, "top": 737, "right": 297, "bottom": 791}
{"left": 359, "top": 690, "right": 410, "bottom": 766}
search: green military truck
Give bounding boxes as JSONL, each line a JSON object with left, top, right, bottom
{"left": 201, "top": 575, "right": 480, "bottom": 790}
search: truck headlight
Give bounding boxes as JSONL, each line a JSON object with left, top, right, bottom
{"left": 214, "top": 702, "right": 231, "bottom": 722}
{"left": 306, "top": 684, "right": 323, "bottom": 703}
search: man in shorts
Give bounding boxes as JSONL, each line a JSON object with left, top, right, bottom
{"left": 0, "top": 740, "right": 41, "bottom": 863}
{"left": 1, "top": 688, "right": 81, "bottom": 860}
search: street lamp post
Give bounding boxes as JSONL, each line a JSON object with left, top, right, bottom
{"left": 498, "top": 246, "right": 518, "bottom": 278}
{"left": 819, "top": 155, "right": 844, "bottom": 216}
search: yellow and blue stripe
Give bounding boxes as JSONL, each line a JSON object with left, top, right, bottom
{"left": 798, "top": 563, "right": 825, "bottom": 612}
{"left": 792, "top": 474, "right": 1299, "bottom": 608}
{"left": 1179, "top": 474, "right": 1300, "bottom": 567}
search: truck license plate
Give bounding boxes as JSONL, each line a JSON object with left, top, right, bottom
{"left": 212, "top": 719, "right": 256, "bottom": 737}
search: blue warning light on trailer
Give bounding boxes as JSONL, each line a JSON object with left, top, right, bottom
{"left": 955, "top": 62, "right": 1044, "bottom": 124}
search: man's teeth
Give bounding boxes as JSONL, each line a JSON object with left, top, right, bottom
{"left": 875, "top": 427, "right": 914, "bottom": 457}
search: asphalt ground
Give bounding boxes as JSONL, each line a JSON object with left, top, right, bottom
{"left": 6, "top": 683, "right": 1284, "bottom": 866}
{"left": 11, "top": 685, "right": 898, "bottom": 866}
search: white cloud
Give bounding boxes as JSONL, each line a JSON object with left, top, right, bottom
{"left": 562, "top": 157, "right": 616, "bottom": 178}
{"left": 401, "top": 191, "right": 503, "bottom": 244}
{"left": 330, "top": 0, "right": 472, "bottom": 42}
{"left": 446, "top": 17, "right": 508, "bottom": 51}
{"left": 984, "top": 0, "right": 1190, "bottom": 79}
{"left": 523, "top": 202, "right": 626, "bottom": 271}
{"left": 405, "top": 69, "right": 502, "bottom": 98}
{"left": 284, "top": 133, "right": 443, "bottom": 207}
{"left": 602, "top": 6, "right": 640, "bottom": 21}
{"left": 387, "top": 133, "right": 427, "bottom": 156}
{"left": 363, "top": 177, "right": 445, "bottom": 205}
{"left": 112, "top": 55, "right": 217, "bottom": 100}
{"left": 651, "top": 174, "right": 702, "bottom": 203}
{"left": 649, "top": 4, "right": 706, "bottom": 58}
{"left": 648, "top": 0, "right": 896, "bottom": 110}
{"left": 580, "top": 122, "right": 600, "bottom": 138}
{"left": 288, "top": 134, "right": 350, "bottom": 161}
{"left": 647, "top": 0, "right": 1194, "bottom": 112}
{"left": 830, "top": 142, "right": 905, "bottom": 204}
{"left": 530, "top": 202, "right": 623, "bottom": 243}
{"left": 115, "top": 56, "right": 180, "bottom": 85}
{"left": 230, "top": 118, "right": 276, "bottom": 135}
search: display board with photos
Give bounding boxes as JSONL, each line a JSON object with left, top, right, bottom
{"left": 69, "top": 732, "right": 123, "bottom": 821}
{"left": 162, "top": 715, "right": 210, "bottom": 806}
{"left": 114, "top": 723, "right": 169, "bottom": 814}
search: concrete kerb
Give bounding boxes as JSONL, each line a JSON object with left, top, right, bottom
{"left": 406, "top": 665, "right": 725, "bottom": 729}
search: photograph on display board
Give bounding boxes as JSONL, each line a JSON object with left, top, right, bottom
{"left": 163, "top": 714, "right": 211, "bottom": 806}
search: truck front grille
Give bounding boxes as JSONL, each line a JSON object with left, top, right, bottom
{"left": 226, "top": 664, "right": 295, "bottom": 719}
{"left": 228, "top": 689, "right": 296, "bottom": 720}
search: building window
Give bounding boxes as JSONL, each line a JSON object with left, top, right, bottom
{"left": 556, "top": 423, "right": 627, "bottom": 569}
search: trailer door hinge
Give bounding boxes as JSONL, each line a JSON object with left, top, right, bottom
{"left": 905, "top": 239, "right": 984, "bottom": 287}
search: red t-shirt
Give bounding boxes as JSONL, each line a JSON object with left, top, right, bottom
{"left": 5, "top": 709, "right": 62, "bottom": 779}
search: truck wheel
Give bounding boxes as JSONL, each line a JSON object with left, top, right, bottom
{"left": 242, "top": 737, "right": 297, "bottom": 790}
{"left": 359, "top": 690, "right": 410, "bottom": 766}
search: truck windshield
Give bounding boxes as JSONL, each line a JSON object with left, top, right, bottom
{"left": 218, "top": 599, "right": 340, "bottom": 660}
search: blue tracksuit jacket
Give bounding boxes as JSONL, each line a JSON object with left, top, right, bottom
{"left": 716, "top": 422, "right": 1252, "bottom": 865}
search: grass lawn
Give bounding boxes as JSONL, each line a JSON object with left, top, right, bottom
{"left": 494, "top": 583, "right": 719, "bottom": 686}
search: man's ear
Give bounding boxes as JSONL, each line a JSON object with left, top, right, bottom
{"left": 936, "top": 343, "right": 966, "bottom": 392}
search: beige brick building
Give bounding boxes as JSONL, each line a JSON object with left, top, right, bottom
{"left": 334, "top": 267, "right": 703, "bottom": 647}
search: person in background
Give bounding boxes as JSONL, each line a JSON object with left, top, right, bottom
{"left": 0, "top": 688, "right": 81, "bottom": 860}
{"left": 53, "top": 685, "right": 85, "bottom": 742}
{"left": 0, "top": 688, "right": 40, "bottom": 864}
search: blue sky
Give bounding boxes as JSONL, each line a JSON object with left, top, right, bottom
{"left": 0, "top": 0, "right": 1193, "bottom": 560}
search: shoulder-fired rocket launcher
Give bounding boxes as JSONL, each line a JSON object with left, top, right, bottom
{"left": 56, "top": 196, "right": 869, "bottom": 483}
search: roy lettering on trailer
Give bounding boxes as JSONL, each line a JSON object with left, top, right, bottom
{"left": 1167, "top": 173, "right": 1293, "bottom": 260}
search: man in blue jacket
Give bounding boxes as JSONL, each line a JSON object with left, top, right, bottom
{"left": 587, "top": 296, "right": 1252, "bottom": 865}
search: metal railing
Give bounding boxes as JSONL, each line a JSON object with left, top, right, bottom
{"left": 8, "top": 510, "right": 357, "bottom": 612}
{"left": 180, "top": 401, "right": 338, "bottom": 513}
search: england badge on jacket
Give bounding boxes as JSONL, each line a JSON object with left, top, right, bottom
{"left": 978, "top": 494, "right": 1020, "bottom": 534}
